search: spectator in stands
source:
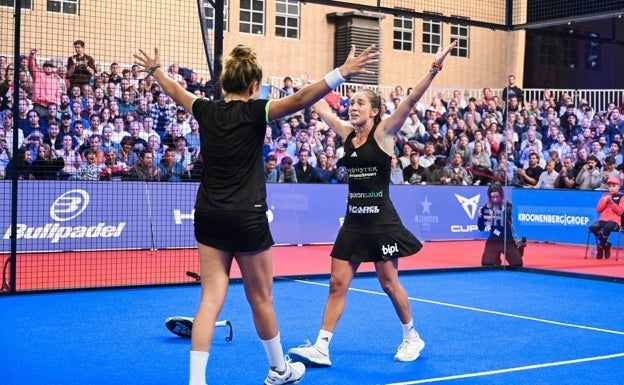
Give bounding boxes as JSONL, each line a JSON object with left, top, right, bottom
{"left": 419, "top": 142, "right": 437, "bottom": 168}
{"left": 117, "top": 136, "right": 138, "bottom": 167}
{"left": 598, "top": 156, "right": 620, "bottom": 190}
{"left": 445, "top": 153, "right": 471, "bottom": 185}
{"left": 518, "top": 152, "right": 543, "bottom": 187}
{"left": 477, "top": 184, "right": 523, "bottom": 266}
{"left": 555, "top": 155, "right": 578, "bottom": 189}
{"left": 158, "top": 147, "right": 189, "bottom": 181}
{"left": 589, "top": 177, "right": 624, "bottom": 259}
{"left": 449, "top": 134, "right": 471, "bottom": 166}
{"left": 5, "top": 148, "right": 33, "bottom": 180}
{"left": 469, "top": 141, "right": 493, "bottom": 185}
{"left": 66, "top": 40, "right": 96, "bottom": 87}
{"left": 575, "top": 155, "right": 601, "bottom": 190}
{"left": 98, "top": 149, "right": 128, "bottom": 181}
{"left": 28, "top": 48, "right": 60, "bottom": 119}
{"left": 264, "top": 154, "right": 278, "bottom": 183}
{"left": 387, "top": 153, "right": 403, "bottom": 185}
{"left": 30, "top": 142, "right": 64, "bottom": 180}
{"left": 185, "top": 117, "right": 200, "bottom": 152}
{"left": 403, "top": 152, "right": 429, "bottom": 185}
{"left": 0, "top": 129, "right": 9, "bottom": 178}
{"left": 268, "top": 136, "right": 294, "bottom": 165}
{"left": 150, "top": 91, "right": 174, "bottom": 135}
{"left": 277, "top": 156, "right": 297, "bottom": 183}
{"left": 126, "top": 149, "right": 160, "bottom": 181}
{"left": 398, "top": 142, "right": 414, "bottom": 169}
{"left": 535, "top": 159, "right": 558, "bottom": 188}
{"left": 3, "top": 110, "right": 24, "bottom": 150}
{"left": 294, "top": 149, "right": 317, "bottom": 183}
{"left": 71, "top": 148, "right": 99, "bottom": 180}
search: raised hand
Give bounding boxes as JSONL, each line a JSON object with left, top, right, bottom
{"left": 133, "top": 48, "right": 161, "bottom": 73}
{"left": 338, "top": 44, "right": 379, "bottom": 79}
{"left": 434, "top": 41, "right": 458, "bottom": 67}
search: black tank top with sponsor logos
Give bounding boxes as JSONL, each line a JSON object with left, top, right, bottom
{"left": 341, "top": 124, "right": 403, "bottom": 232}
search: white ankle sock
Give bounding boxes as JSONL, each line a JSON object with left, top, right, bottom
{"left": 261, "top": 332, "right": 286, "bottom": 372}
{"left": 314, "top": 330, "right": 333, "bottom": 353}
{"left": 402, "top": 320, "right": 419, "bottom": 340}
{"left": 189, "top": 350, "right": 209, "bottom": 385}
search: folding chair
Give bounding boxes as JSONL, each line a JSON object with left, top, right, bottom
{"left": 585, "top": 216, "right": 624, "bottom": 261}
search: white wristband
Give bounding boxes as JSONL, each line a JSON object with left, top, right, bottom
{"left": 324, "top": 68, "right": 345, "bottom": 90}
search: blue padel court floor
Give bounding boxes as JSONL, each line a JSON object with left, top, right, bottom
{"left": 2, "top": 270, "right": 624, "bottom": 385}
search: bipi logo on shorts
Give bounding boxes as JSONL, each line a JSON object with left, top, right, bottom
{"left": 381, "top": 243, "right": 399, "bottom": 256}
{"left": 4, "top": 189, "right": 126, "bottom": 244}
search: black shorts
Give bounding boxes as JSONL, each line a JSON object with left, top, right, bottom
{"left": 194, "top": 210, "right": 274, "bottom": 252}
{"left": 331, "top": 226, "right": 423, "bottom": 263}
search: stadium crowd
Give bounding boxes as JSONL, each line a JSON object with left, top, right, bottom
{"left": 1, "top": 42, "right": 624, "bottom": 189}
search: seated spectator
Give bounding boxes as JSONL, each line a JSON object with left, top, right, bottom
{"left": 56, "top": 135, "right": 80, "bottom": 179}
{"left": 589, "top": 177, "right": 624, "bottom": 259}
{"left": 398, "top": 142, "right": 414, "bottom": 169}
{"left": 126, "top": 149, "right": 160, "bottom": 181}
{"left": 158, "top": 148, "right": 190, "bottom": 182}
{"left": 444, "top": 153, "right": 471, "bottom": 185}
{"left": 269, "top": 136, "right": 294, "bottom": 165}
{"left": 555, "top": 156, "right": 578, "bottom": 189}
{"left": 575, "top": 155, "right": 602, "bottom": 190}
{"left": 277, "top": 156, "right": 297, "bottom": 183}
{"left": 264, "top": 154, "right": 278, "bottom": 183}
{"left": 518, "top": 152, "right": 544, "bottom": 187}
{"left": 294, "top": 149, "right": 317, "bottom": 183}
{"left": 427, "top": 156, "right": 448, "bottom": 185}
{"left": 597, "top": 156, "right": 620, "bottom": 190}
{"left": 419, "top": 142, "right": 437, "bottom": 168}
{"left": 70, "top": 148, "right": 99, "bottom": 180}
{"left": 98, "top": 149, "right": 128, "bottom": 181}
{"left": 493, "top": 152, "right": 518, "bottom": 186}
{"left": 30, "top": 143, "right": 64, "bottom": 180}
{"left": 535, "top": 159, "right": 558, "bottom": 188}
{"left": 403, "top": 152, "right": 429, "bottom": 185}
{"left": 117, "top": 136, "right": 138, "bottom": 167}
{"left": 469, "top": 141, "right": 493, "bottom": 185}
{"left": 5, "top": 148, "right": 33, "bottom": 180}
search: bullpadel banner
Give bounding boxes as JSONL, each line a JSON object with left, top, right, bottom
{"left": 5, "top": 181, "right": 573, "bottom": 253}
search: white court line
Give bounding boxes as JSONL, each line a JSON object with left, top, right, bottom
{"left": 292, "top": 279, "right": 624, "bottom": 336}
{"left": 291, "top": 279, "right": 624, "bottom": 383}
{"left": 384, "top": 352, "right": 624, "bottom": 384}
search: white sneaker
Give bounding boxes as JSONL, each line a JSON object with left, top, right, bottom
{"left": 264, "top": 358, "right": 305, "bottom": 385}
{"left": 288, "top": 341, "right": 332, "bottom": 367}
{"left": 394, "top": 336, "right": 425, "bottom": 362}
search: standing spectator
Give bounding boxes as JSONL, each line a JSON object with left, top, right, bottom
{"left": 28, "top": 48, "right": 60, "bottom": 118}
{"left": 150, "top": 91, "right": 174, "bottom": 135}
{"left": 134, "top": 43, "right": 376, "bottom": 385}
{"left": 66, "top": 40, "right": 96, "bottom": 87}
{"left": 477, "top": 184, "right": 524, "bottom": 266}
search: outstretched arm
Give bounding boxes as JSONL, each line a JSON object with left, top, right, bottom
{"left": 268, "top": 44, "right": 378, "bottom": 121}
{"left": 311, "top": 98, "right": 353, "bottom": 141}
{"left": 379, "top": 41, "right": 457, "bottom": 137}
{"left": 133, "top": 48, "right": 197, "bottom": 112}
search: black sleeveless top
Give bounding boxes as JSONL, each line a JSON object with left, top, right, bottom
{"left": 340, "top": 124, "right": 404, "bottom": 232}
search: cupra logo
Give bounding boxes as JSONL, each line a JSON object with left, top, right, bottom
{"left": 454, "top": 193, "right": 480, "bottom": 220}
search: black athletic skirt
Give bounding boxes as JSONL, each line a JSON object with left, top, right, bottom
{"left": 194, "top": 209, "right": 274, "bottom": 252}
{"left": 331, "top": 225, "right": 423, "bottom": 263}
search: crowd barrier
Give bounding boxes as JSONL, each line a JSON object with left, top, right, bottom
{"left": 0, "top": 181, "right": 608, "bottom": 253}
